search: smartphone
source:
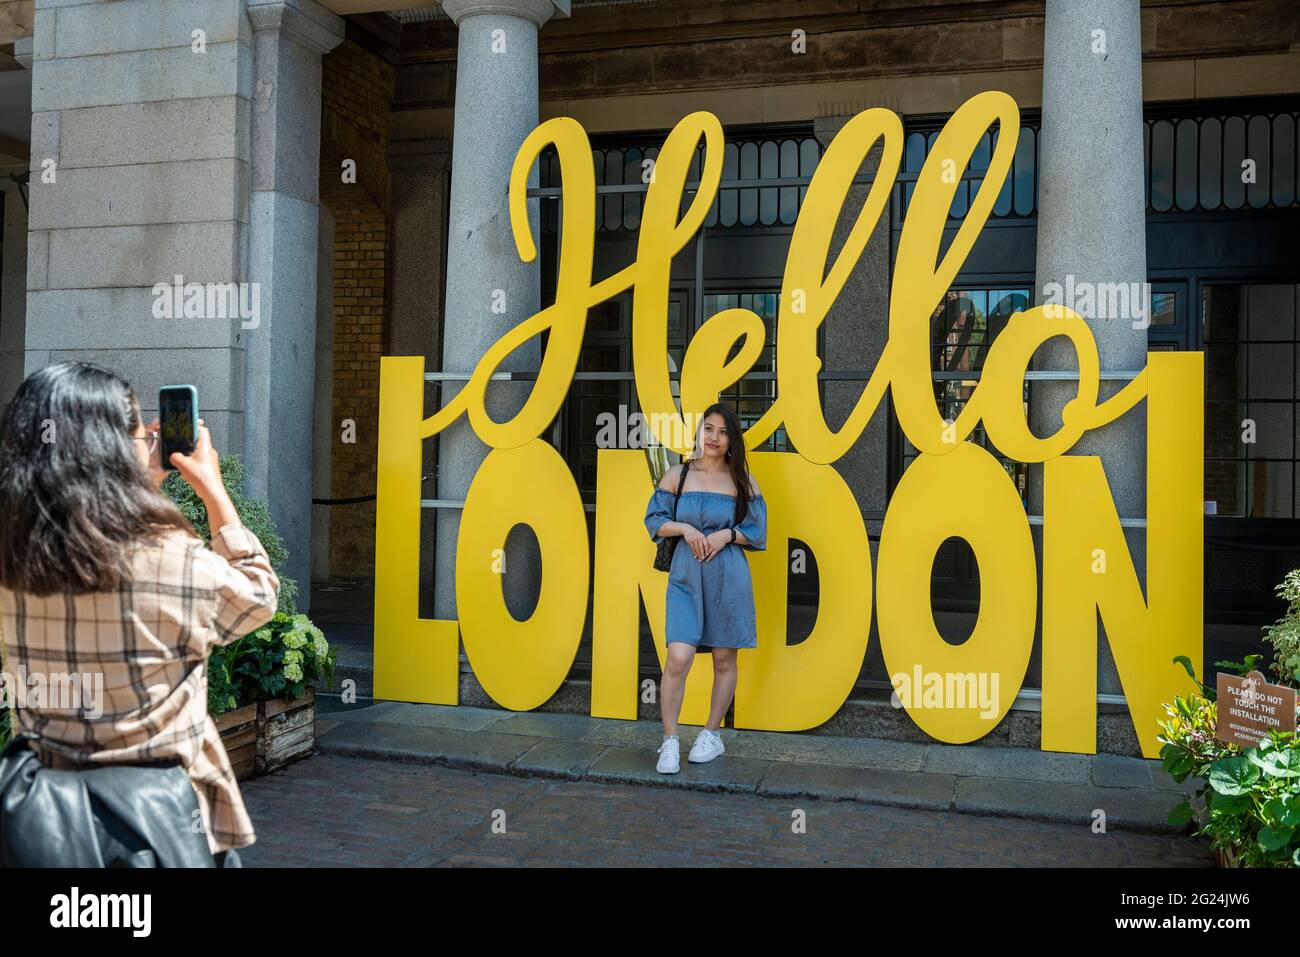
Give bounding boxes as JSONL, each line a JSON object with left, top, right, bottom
{"left": 159, "top": 385, "right": 199, "bottom": 470}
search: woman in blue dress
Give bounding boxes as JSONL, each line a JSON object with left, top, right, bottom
{"left": 642, "top": 401, "right": 767, "bottom": 774}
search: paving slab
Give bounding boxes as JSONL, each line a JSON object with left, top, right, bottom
{"left": 924, "top": 743, "right": 1090, "bottom": 784}
{"left": 318, "top": 701, "right": 515, "bottom": 733}
{"left": 585, "top": 746, "right": 770, "bottom": 793}
{"left": 955, "top": 777, "right": 1189, "bottom": 834}
{"left": 759, "top": 762, "right": 957, "bottom": 813}
{"left": 316, "top": 700, "right": 407, "bottom": 722}
{"left": 723, "top": 728, "right": 927, "bottom": 772}
{"left": 1090, "top": 752, "right": 1157, "bottom": 790}
{"left": 510, "top": 738, "right": 609, "bottom": 778}
{"left": 491, "top": 711, "right": 605, "bottom": 742}
{"left": 317, "top": 720, "right": 535, "bottom": 770}
{"left": 377, "top": 703, "right": 516, "bottom": 733}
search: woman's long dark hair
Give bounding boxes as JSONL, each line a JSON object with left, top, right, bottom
{"left": 685, "top": 401, "right": 753, "bottom": 527}
{"left": 0, "top": 362, "right": 195, "bottom": 594}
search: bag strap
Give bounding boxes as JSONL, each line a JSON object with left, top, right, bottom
{"left": 0, "top": 597, "right": 15, "bottom": 749}
{"left": 670, "top": 462, "right": 687, "bottom": 519}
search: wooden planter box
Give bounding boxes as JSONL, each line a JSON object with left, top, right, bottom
{"left": 256, "top": 688, "right": 316, "bottom": 774}
{"left": 213, "top": 702, "right": 258, "bottom": 782}
{"left": 215, "top": 691, "right": 316, "bottom": 779}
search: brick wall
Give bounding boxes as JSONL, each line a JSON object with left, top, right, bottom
{"left": 320, "top": 37, "right": 395, "bottom": 579}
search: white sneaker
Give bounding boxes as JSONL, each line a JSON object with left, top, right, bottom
{"left": 656, "top": 736, "right": 680, "bottom": 774}
{"left": 688, "top": 728, "right": 725, "bottom": 763}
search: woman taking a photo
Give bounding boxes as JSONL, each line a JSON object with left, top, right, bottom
{"left": 643, "top": 401, "right": 767, "bottom": 773}
{"left": 0, "top": 362, "right": 279, "bottom": 866}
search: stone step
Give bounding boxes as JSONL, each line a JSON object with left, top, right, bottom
{"left": 310, "top": 697, "right": 1202, "bottom": 836}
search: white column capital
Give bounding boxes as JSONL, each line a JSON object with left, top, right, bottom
{"left": 440, "top": 0, "right": 569, "bottom": 29}
{"left": 246, "top": 0, "right": 345, "bottom": 54}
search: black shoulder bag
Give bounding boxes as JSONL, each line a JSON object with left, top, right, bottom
{"left": 652, "top": 463, "right": 688, "bottom": 572}
{"left": 0, "top": 732, "right": 217, "bottom": 867}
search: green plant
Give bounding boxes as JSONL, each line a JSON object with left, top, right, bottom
{"left": 1263, "top": 568, "right": 1300, "bottom": 689}
{"left": 1171, "top": 654, "right": 1216, "bottom": 701}
{"left": 1214, "top": 653, "right": 1263, "bottom": 679}
{"left": 162, "top": 455, "right": 334, "bottom": 718}
{"left": 162, "top": 455, "right": 299, "bottom": 616}
{"left": 209, "top": 612, "right": 337, "bottom": 717}
{"left": 1159, "top": 675, "right": 1300, "bottom": 867}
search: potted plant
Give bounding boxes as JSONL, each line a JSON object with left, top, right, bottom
{"left": 211, "top": 613, "right": 336, "bottom": 773}
{"left": 165, "top": 456, "right": 335, "bottom": 776}
{"left": 1158, "top": 570, "right": 1300, "bottom": 867}
{"left": 1160, "top": 694, "right": 1300, "bottom": 868}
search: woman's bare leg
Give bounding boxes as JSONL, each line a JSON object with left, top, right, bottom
{"left": 660, "top": 643, "right": 696, "bottom": 737}
{"left": 705, "top": 648, "right": 738, "bottom": 731}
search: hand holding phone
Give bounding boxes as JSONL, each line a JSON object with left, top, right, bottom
{"left": 159, "top": 385, "right": 198, "bottom": 470}
{"left": 157, "top": 385, "right": 238, "bottom": 529}
{"left": 168, "top": 418, "right": 225, "bottom": 501}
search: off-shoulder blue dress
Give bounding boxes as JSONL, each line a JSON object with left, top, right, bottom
{"left": 643, "top": 470, "right": 768, "bottom": 651}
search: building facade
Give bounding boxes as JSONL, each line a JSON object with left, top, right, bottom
{"left": 0, "top": 0, "right": 1296, "bottom": 753}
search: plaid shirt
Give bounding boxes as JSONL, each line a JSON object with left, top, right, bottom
{"left": 0, "top": 522, "right": 279, "bottom": 854}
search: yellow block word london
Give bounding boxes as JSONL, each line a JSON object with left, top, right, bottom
{"left": 372, "top": 91, "right": 1203, "bottom": 759}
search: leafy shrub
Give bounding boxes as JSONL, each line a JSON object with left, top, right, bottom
{"left": 1264, "top": 569, "right": 1300, "bottom": 688}
{"left": 1159, "top": 661, "right": 1300, "bottom": 867}
{"left": 209, "top": 612, "right": 336, "bottom": 717}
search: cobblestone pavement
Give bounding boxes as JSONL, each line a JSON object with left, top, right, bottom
{"left": 237, "top": 754, "right": 1214, "bottom": 867}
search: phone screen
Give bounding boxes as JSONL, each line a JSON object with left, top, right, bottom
{"left": 159, "top": 386, "right": 198, "bottom": 469}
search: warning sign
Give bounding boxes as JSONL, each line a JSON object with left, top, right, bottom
{"left": 1215, "top": 670, "right": 1298, "bottom": 748}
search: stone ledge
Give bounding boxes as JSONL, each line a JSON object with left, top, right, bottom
{"left": 312, "top": 702, "right": 1196, "bottom": 835}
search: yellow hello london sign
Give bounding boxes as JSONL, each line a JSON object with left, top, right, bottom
{"left": 372, "top": 90, "right": 1203, "bottom": 759}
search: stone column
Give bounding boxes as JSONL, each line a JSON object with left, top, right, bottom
{"left": 244, "top": 0, "right": 344, "bottom": 611}
{"left": 387, "top": 137, "right": 450, "bottom": 617}
{"left": 22, "top": 0, "right": 251, "bottom": 455}
{"left": 812, "top": 116, "right": 891, "bottom": 683}
{"left": 0, "top": 188, "right": 27, "bottom": 407}
{"left": 1030, "top": 0, "right": 1148, "bottom": 698}
{"left": 433, "top": 0, "right": 568, "bottom": 622}
{"left": 312, "top": 203, "right": 335, "bottom": 584}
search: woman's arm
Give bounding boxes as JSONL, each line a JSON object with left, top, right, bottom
{"left": 703, "top": 477, "right": 764, "bottom": 558}
{"left": 172, "top": 422, "right": 280, "bottom": 646}
{"left": 206, "top": 524, "right": 281, "bottom": 646}
{"left": 653, "top": 519, "right": 692, "bottom": 539}
{"left": 651, "top": 468, "right": 709, "bottom": 559}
